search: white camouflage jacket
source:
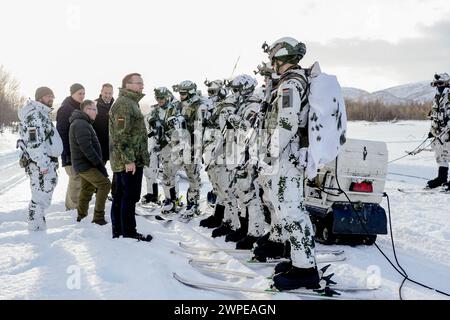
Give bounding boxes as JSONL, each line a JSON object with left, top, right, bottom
{"left": 18, "top": 100, "right": 63, "bottom": 169}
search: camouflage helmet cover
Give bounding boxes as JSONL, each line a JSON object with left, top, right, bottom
{"left": 264, "top": 37, "right": 306, "bottom": 62}
{"left": 154, "top": 87, "right": 172, "bottom": 99}
{"left": 173, "top": 80, "right": 197, "bottom": 95}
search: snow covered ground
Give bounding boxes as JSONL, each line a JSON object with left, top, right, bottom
{"left": 0, "top": 121, "right": 449, "bottom": 300}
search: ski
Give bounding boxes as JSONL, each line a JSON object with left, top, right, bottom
{"left": 188, "top": 261, "right": 378, "bottom": 293}
{"left": 179, "top": 241, "right": 345, "bottom": 256}
{"left": 397, "top": 187, "right": 448, "bottom": 194}
{"left": 188, "top": 254, "right": 346, "bottom": 266}
{"left": 172, "top": 272, "right": 367, "bottom": 300}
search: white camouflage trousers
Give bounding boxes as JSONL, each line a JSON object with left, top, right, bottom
{"left": 232, "top": 163, "right": 265, "bottom": 237}
{"left": 143, "top": 147, "right": 159, "bottom": 194}
{"left": 26, "top": 162, "right": 58, "bottom": 231}
{"left": 431, "top": 133, "right": 450, "bottom": 167}
{"left": 259, "top": 151, "right": 317, "bottom": 269}
{"left": 208, "top": 163, "right": 240, "bottom": 230}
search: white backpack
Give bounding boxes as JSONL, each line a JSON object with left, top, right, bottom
{"left": 303, "top": 62, "right": 348, "bottom": 179}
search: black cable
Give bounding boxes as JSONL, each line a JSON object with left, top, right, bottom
{"left": 333, "top": 157, "right": 450, "bottom": 299}
{"left": 388, "top": 137, "right": 432, "bottom": 164}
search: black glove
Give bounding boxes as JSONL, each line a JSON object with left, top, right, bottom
{"left": 428, "top": 131, "right": 434, "bottom": 139}
{"left": 97, "top": 164, "right": 109, "bottom": 177}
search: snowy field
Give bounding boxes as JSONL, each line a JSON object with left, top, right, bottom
{"left": 0, "top": 121, "right": 449, "bottom": 300}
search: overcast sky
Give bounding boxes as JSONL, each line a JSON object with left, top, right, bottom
{"left": 1, "top": 0, "right": 449, "bottom": 104}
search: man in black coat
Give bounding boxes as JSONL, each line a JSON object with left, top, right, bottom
{"left": 94, "top": 83, "right": 115, "bottom": 163}
{"left": 57, "top": 83, "right": 85, "bottom": 210}
{"left": 69, "top": 100, "right": 111, "bottom": 224}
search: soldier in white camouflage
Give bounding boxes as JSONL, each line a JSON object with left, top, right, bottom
{"left": 172, "top": 80, "right": 208, "bottom": 220}
{"left": 201, "top": 94, "right": 240, "bottom": 234}
{"left": 142, "top": 87, "right": 175, "bottom": 207}
{"left": 17, "top": 87, "right": 63, "bottom": 231}
{"left": 427, "top": 73, "right": 450, "bottom": 191}
{"left": 204, "top": 79, "right": 229, "bottom": 207}
{"left": 252, "top": 37, "right": 320, "bottom": 291}
{"left": 224, "top": 75, "right": 266, "bottom": 248}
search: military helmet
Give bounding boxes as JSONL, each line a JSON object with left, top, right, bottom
{"left": 205, "top": 79, "right": 227, "bottom": 97}
{"left": 229, "top": 74, "right": 258, "bottom": 96}
{"left": 263, "top": 37, "right": 306, "bottom": 63}
{"left": 431, "top": 73, "right": 450, "bottom": 87}
{"left": 173, "top": 80, "right": 197, "bottom": 96}
{"left": 154, "top": 87, "right": 172, "bottom": 100}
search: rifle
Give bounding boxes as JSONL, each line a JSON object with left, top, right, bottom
{"left": 227, "top": 75, "right": 273, "bottom": 188}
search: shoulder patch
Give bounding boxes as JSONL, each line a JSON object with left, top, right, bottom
{"left": 282, "top": 88, "right": 292, "bottom": 109}
{"left": 28, "top": 127, "right": 37, "bottom": 142}
{"left": 117, "top": 117, "right": 125, "bottom": 129}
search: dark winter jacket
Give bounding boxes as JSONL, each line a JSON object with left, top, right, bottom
{"left": 93, "top": 95, "right": 114, "bottom": 162}
{"left": 57, "top": 96, "right": 81, "bottom": 167}
{"left": 69, "top": 109, "right": 107, "bottom": 176}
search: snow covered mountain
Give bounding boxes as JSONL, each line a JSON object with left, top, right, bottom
{"left": 343, "top": 81, "right": 435, "bottom": 105}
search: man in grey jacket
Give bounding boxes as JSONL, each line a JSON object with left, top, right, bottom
{"left": 69, "top": 100, "right": 111, "bottom": 225}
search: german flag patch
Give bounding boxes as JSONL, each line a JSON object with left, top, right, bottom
{"left": 117, "top": 117, "right": 125, "bottom": 129}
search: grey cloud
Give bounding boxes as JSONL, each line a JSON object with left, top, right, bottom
{"left": 306, "top": 20, "right": 450, "bottom": 82}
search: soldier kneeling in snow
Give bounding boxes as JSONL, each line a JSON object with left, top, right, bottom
{"left": 17, "top": 87, "right": 63, "bottom": 231}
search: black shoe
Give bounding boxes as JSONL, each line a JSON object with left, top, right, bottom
{"left": 274, "top": 260, "right": 292, "bottom": 275}
{"left": 77, "top": 215, "right": 87, "bottom": 222}
{"left": 253, "top": 239, "right": 285, "bottom": 262}
{"left": 162, "top": 198, "right": 176, "bottom": 214}
{"left": 130, "top": 232, "right": 153, "bottom": 242}
{"left": 92, "top": 218, "right": 108, "bottom": 226}
{"left": 236, "top": 235, "right": 258, "bottom": 250}
{"left": 199, "top": 204, "right": 224, "bottom": 228}
{"left": 211, "top": 223, "right": 233, "bottom": 238}
{"left": 272, "top": 266, "right": 321, "bottom": 291}
{"left": 225, "top": 227, "right": 247, "bottom": 243}
{"left": 427, "top": 167, "right": 448, "bottom": 189}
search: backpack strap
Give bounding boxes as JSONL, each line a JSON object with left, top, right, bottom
{"left": 280, "top": 70, "right": 310, "bottom": 148}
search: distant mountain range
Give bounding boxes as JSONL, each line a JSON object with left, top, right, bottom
{"left": 342, "top": 81, "right": 435, "bottom": 105}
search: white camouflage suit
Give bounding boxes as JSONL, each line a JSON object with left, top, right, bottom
{"left": 259, "top": 68, "right": 316, "bottom": 269}
{"left": 430, "top": 87, "right": 450, "bottom": 167}
{"left": 204, "top": 97, "right": 240, "bottom": 229}
{"left": 18, "top": 100, "right": 63, "bottom": 231}
{"left": 229, "top": 95, "right": 266, "bottom": 237}
{"left": 144, "top": 102, "right": 180, "bottom": 200}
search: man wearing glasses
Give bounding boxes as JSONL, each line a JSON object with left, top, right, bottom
{"left": 109, "top": 73, "right": 152, "bottom": 241}
{"left": 69, "top": 100, "right": 111, "bottom": 225}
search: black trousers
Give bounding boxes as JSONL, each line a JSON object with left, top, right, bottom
{"left": 110, "top": 167, "right": 143, "bottom": 237}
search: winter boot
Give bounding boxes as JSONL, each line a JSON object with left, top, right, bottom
{"left": 207, "top": 190, "right": 217, "bottom": 207}
{"left": 252, "top": 238, "right": 286, "bottom": 262}
{"left": 225, "top": 215, "right": 248, "bottom": 243}
{"left": 129, "top": 232, "right": 153, "bottom": 242}
{"left": 236, "top": 235, "right": 258, "bottom": 250}
{"left": 272, "top": 266, "right": 321, "bottom": 291}
{"left": 180, "top": 202, "right": 199, "bottom": 222}
{"left": 162, "top": 187, "right": 178, "bottom": 214}
{"left": 274, "top": 260, "right": 292, "bottom": 275}
{"left": 199, "top": 204, "right": 224, "bottom": 228}
{"left": 427, "top": 167, "right": 448, "bottom": 189}
{"left": 211, "top": 222, "right": 233, "bottom": 238}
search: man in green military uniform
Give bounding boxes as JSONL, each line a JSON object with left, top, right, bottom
{"left": 109, "top": 73, "right": 152, "bottom": 241}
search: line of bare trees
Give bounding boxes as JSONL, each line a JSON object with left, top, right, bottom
{"left": 0, "top": 66, "right": 25, "bottom": 126}
{"left": 345, "top": 99, "right": 431, "bottom": 122}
